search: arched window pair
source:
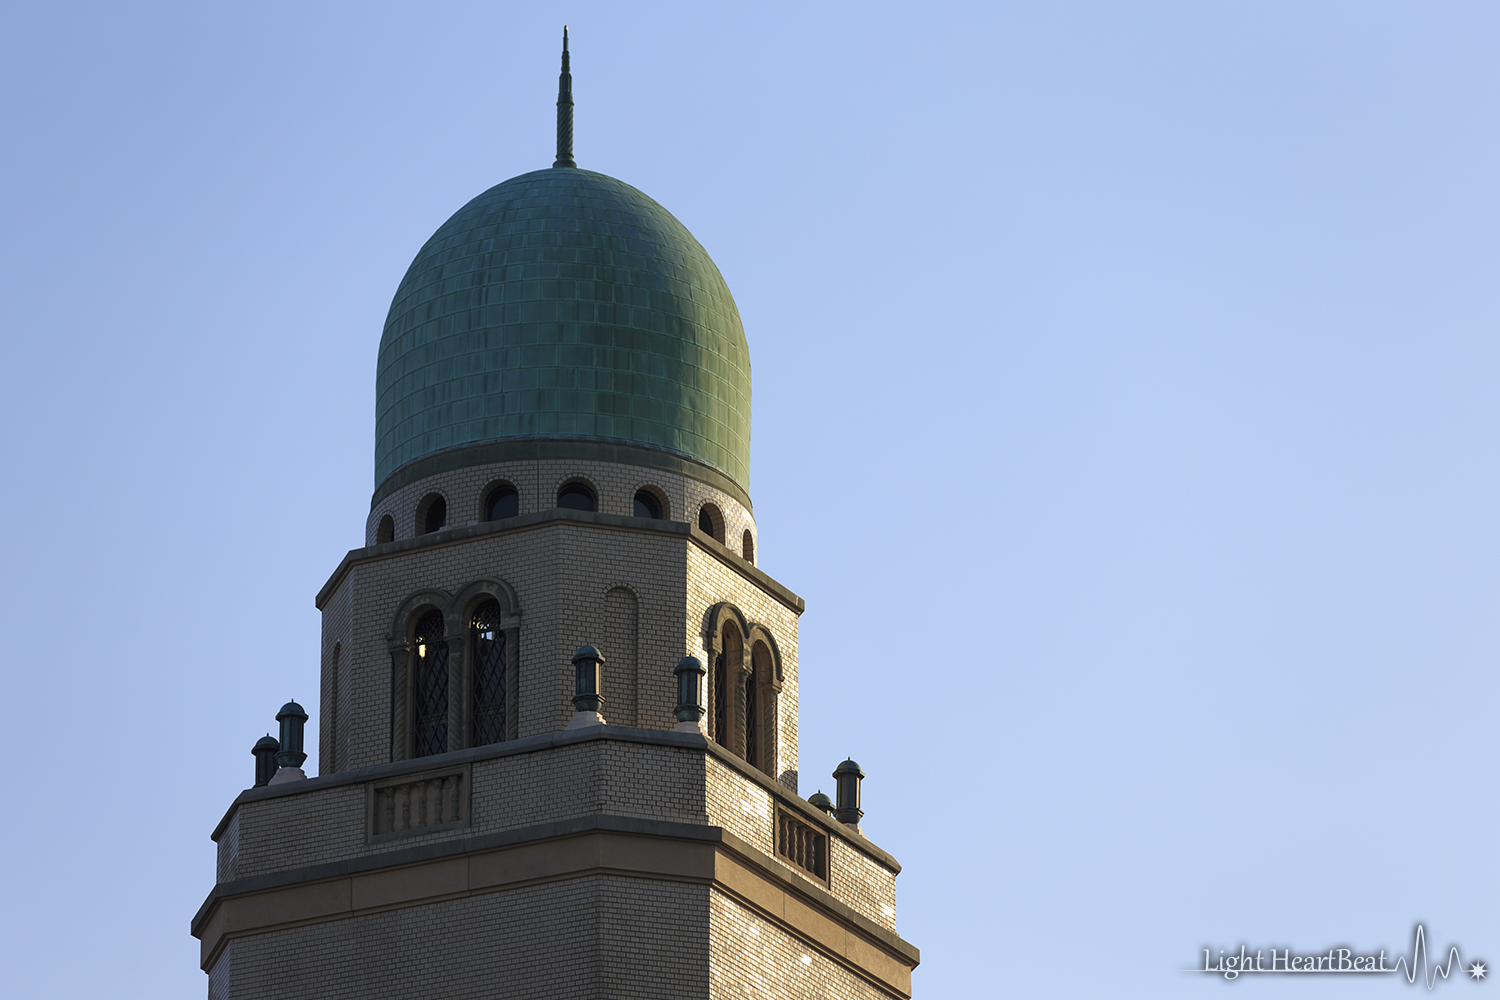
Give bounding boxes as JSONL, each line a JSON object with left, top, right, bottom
{"left": 708, "top": 608, "right": 781, "bottom": 779}
{"left": 696, "top": 503, "right": 755, "bottom": 565}
{"left": 557, "top": 480, "right": 669, "bottom": 519}
{"left": 395, "top": 589, "right": 516, "bottom": 761}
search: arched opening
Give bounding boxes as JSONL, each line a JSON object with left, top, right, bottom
{"left": 417, "top": 493, "right": 447, "bottom": 535}
{"left": 376, "top": 515, "right": 394, "bottom": 544}
{"left": 485, "top": 483, "right": 519, "bottom": 521}
{"left": 633, "top": 487, "right": 664, "bottom": 519}
{"left": 411, "top": 610, "right": 449, "bottom": 757}
{"left": 741, "top": 529, "right": 754, "bottom": 564}
{"left": 469, "top": 599, "right": 506, "bottom": 746}
{"left": 744, "top": 655, "right": 758, "bottom": 770}
{"left": 698, "top": 502, "right": 724, "bottom": 543}
{"left": 714, "top": 622, "right": 741, "bottom": 752}
{"left": 749, "top": 641, "right": 774, "bottom": 776}
{"left": 557, "top": 481, "right": 596, "bottom": 512}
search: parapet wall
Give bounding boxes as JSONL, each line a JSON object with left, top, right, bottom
{"left": 212, "top": 727, "right": 897, "bottom": 931}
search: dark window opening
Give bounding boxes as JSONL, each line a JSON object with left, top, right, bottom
{"left": 557, "top": 483, "right": 595, "bottom": 512}
{"left": 744, "top": 670, "right": 759, "bottom": 771}
{"left": 376, "top": 515, "right": 394, "bottom": 544}
{"left": 751, "top": 643, "right": 774, "bottom": 775}
{"left": 634, "top": 489, "right": 662, "bottom": 519}
{"left": 713, "top": 651, "right": 728, "bottom": 749}
{"left": 412, "top": 610, "right": 448, "bottom": 757}
{"left": 486, "top": 486, "right": 519, "bottom": 521}
{"left": 423, "top": 496, "right": 447, "bottom": 534}
{"left": 698, "top": 503, "right": 724, "bottom": 543}
{"left": 469, "top": 599, "right": 506, "bottom": 746}
{"left": 718, "top": 624, "right": 742, "bottom": 754}
{"left": 742, "top": 529, "right": 754, "bottom": 564}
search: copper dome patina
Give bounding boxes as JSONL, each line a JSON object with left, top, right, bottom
{"left": 374, "top": 168, "right": 752, "bottom": 499}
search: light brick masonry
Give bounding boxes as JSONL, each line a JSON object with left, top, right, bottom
{"left": 196, "top": 455, "right": 918, "bottom": 998}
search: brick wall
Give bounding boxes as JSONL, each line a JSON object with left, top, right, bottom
{"left": 709, "top": 889, "right": 893, "bottom": 1000}
{"left": 323, "top": 516, "right": 797, "bottom": 779}
{"left": 216, "top": 875, "right": 709, "bottom": 1000}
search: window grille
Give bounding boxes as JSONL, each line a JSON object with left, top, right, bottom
{"left": 412, "top": 610, "right": 448, "bottom": 757}
{"left": 713, "top": 651, "right": 728, "bottom": 748}
{"left": 744, "top": 671, "right": 758, "bottom": 771}
{"left": 777, "top": 808, "right": 828, "bottom": 882}
{"left": 469, "top": 599, "right": 506, "bottom": 746}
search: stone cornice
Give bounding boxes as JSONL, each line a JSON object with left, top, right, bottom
{"left": 315, "top": 508, "right": 805, "bottom": 614}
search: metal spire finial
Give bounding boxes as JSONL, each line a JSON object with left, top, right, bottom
{"left": 553, "top": 26, "right": 575, "bottom": 168}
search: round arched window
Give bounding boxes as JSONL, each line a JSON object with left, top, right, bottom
{"left": 376, "top": 514, "right": 395, "bottom": 544}
{"left": 698, "top": 503, "right": 724, "bottom": 543}
{"left": 420, "top": 495, "right": 447, "bottom": 535}
{"left": 486, "top": 485, "right": 519, "bottom": 521}
{"left": 634, "top": 489, "right": 662, "bottom": 519}
{"left": 557, "top": 483, "right": 596, "bottom": 512}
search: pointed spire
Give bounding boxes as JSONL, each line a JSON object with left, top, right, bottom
{"left": 553, "top": 26, "right": 576, "bottom": 169}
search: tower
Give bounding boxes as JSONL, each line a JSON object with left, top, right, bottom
{"left": 192, "top": 31, "right": 919, "bottom": 999}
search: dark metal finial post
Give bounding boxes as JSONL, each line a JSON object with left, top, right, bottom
{"left": 833, "top": 758, "right": 865, "bottom": 828}
{"left": 571, "top": 645, "right": 604, "bottom": 712}
{"left": 673, "top": 655, "right": 707, "bottom": 730}
{"left": 276, "top": 700, "right": 308, "bottom": 770}
{"left": 252, "top": 734, "right": 280, "bottom": 787}
{"left": 553, "top": 26, "right": 576, "bottom": 168}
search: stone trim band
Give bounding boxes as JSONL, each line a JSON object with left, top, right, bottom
{"left": 316, "top": 507, "right": 806, "bottom": 614}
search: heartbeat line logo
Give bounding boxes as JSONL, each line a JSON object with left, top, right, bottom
{"left": 1190, "top": 924, "right": 1485, "bottom": 988}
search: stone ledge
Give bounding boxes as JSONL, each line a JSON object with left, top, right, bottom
{"left": 315, "top": 507, "right": 804, "bottom": 614}
{"left": 192, "top": 814, "right": 919, "bottom": 996}
{"left": 211, "top": 725, "right": 901, "bottom": 875}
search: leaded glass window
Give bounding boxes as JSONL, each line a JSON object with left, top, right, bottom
{"left": 744, "top": 667, "right": 758, "bottom": 771}
{"left": 716, "top": 624, "right": 741, "bottom": 752}
{"left": 469, "top": 599, "right": 506, "bottom": 747}
{"left": 412, "top": 610, "right": 448, "bottom": 757}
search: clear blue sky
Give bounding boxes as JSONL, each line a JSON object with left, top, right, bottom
{"left": 2, "top": 3, "right": 1496, "bottom": 997}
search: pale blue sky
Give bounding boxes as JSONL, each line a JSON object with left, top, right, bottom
{"left": 2, "top": 3, "right": 1497, "bottom": 997}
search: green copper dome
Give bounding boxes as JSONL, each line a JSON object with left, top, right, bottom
{"left": 375, "top": 168, "right": 751, "bottom": 493}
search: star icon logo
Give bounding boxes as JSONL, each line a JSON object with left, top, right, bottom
{"left": 1469, "top": 961, "right": 1486, "bottom": 980}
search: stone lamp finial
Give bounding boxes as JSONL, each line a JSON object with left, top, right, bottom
{"left": 672, "top": 655, "right": 707, "bottom": 733}
{"left": 252, "top": 734, "right": 280, "bottom": 788}
{"left": 566, "top": 645, "right": 606, "bottom": 729}
{"left": 269, "top": 700, "right": 309, "bottom": 785}
{"left": 833, "top": 758, "right": 865, "bottom": 831}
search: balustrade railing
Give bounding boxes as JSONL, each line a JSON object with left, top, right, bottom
{"left": 367, "top": 767, "right": 469, "bottom": 841}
